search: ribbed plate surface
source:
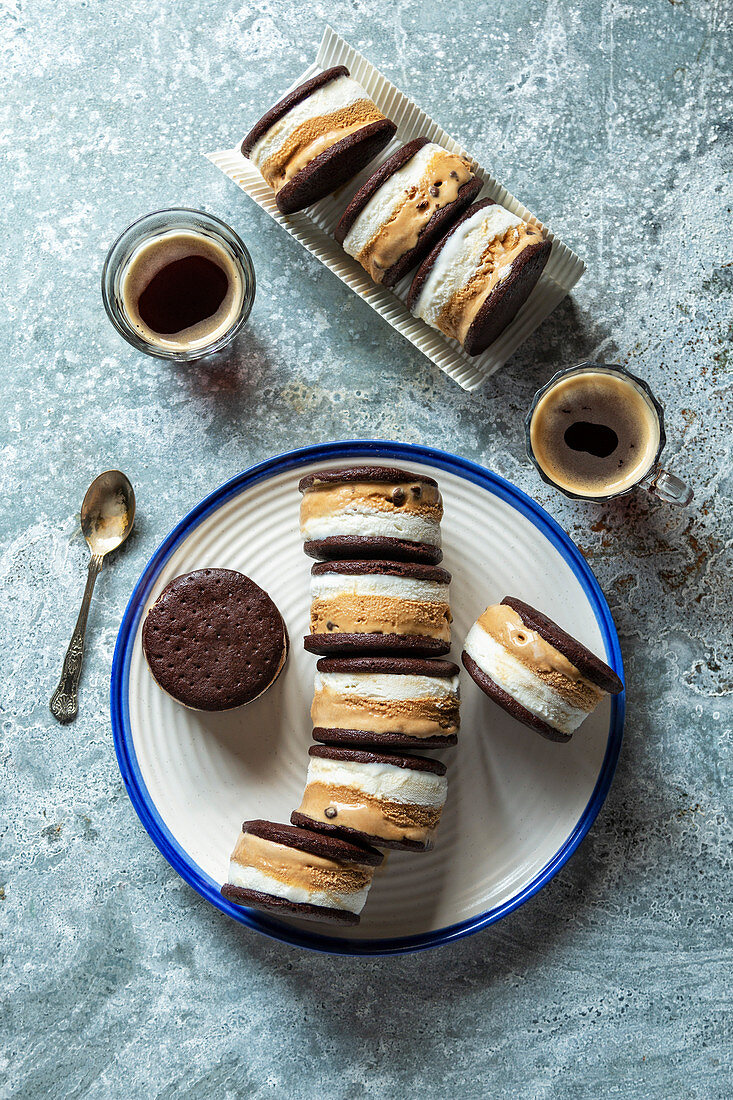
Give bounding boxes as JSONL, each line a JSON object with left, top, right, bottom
{"left": 205, "top": 27, "right": 586, "bottom": 392}
{"left": 112, "top": 442, "right": 623, "bottom": 955}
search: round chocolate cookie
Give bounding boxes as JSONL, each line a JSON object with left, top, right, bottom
{"left": 407, "top": 198, "right": 552, "bottom": 356}
{"left": 303, "top": 534, "right": 442, "bottom": 565}
{"left": 305, "top": 744, "right": 448, "bottom": 770}
{"left": 241, "top": 66, "right": 396, "bottom": 215}
{"left": 220, "top": 886, "right": 362, "bottom": 925}
{"left": 315, "top": 655, "right": 458, "bottom": 675}
{"left": 334, "top": 137, "right": 483, "bottom": 287}
{"left": 292, "top": 745, "right": 448, "bottom": 852}
{"left": 461, "top": 650, "right": 571, "bottom": 743}
{"left": 311, "top": 726, "right": 458, "bottom": 749}
{"left": 222, "top": 819, "right": 382, "bottom": 926}
{"left": 311, "top": 559, "right": 450, "bottom": 578}
{"left": 298, "top": 465, "right": 439, "bottom": 492}
{"left": 305, "top": 634, "right": 450, "bottom": 657}
{"left": 313, "top": 654, "right": 460, "bottom": 750}
{"left": 501, "top": 597, "right": 624, "bottom": 695}
{"left": 142, "top": 568, "right": 288, "bottom": 711}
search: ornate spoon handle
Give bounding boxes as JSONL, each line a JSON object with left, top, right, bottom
{"left": 50, "top": 554, "right": 103, "bottom": 723}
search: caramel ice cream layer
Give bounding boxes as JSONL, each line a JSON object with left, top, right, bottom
{"left": 436, "top": 222, "right": 544, "bottom": 344}
{"left": 311, "top": 593, "right": 451, "bottom": 639}
{"left": 230, "top": 831, "right": 372, "bottom": 895}
{"left": 298, "top": 782, "right": 441, "bottom": 844}
{"left": 312, "top": 683, "right": 460, "bottom": 736}
{"left": 478, "top": 604, "right": 604, "bottom": 710}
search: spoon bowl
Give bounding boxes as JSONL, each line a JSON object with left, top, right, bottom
{"left": 81, "top": 470, "right": 136, "bottom": 557}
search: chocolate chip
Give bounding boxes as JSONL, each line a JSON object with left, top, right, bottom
{"left": 410, "top": 484, "right": 421, "bottom": 497}
{"left": 450, "top": 170, "right": 458, "bottom": 179}
{"left": 416, "top": 200, "right": 429, "bottom": 211}
{"left": 391, "top": 488, "right": 406, "bottom": 506}
{"left": 326, "top": 621, "right": 336, "bottom": 631}
{"left": 429, "top": 185, "right": 440, "bottom": 197}
{"left": 324, "top": 807, "right": 337, "bottom": 819}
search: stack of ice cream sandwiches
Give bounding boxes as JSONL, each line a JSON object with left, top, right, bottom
{"left": 241, "top": 67, "right": 553, "bottom": 357}
{"left": 220, "top": 464, "right": 460, "bottom": 926}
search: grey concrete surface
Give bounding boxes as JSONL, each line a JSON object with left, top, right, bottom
{"left": 1, "top": 1, "right": 731, "bottom": 1097}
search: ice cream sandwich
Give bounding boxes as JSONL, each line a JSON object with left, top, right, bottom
{"left": 462, "top": 596, "right": 624, "bottom": 741}
{"left": 241, "top": 66, "right": 396, "bottom": 215}
{"left": 292, "top": 745, "right": 448, "bottom": 851}
{"left": 335, "top": 137, "right": 482, "bottom": 287}
{"left": 141, "top": 568, "right": 288, "bottom": 711}
{"left": 408, "top": 198, "right": 552, "bottom": 355}
{"left": 299, "top": 465, "right": 443, "bottom": 564}
{"left": 304, "top": 559, "right": 451, "bottom": 656}
{"left": 311, "top": 655, "right": 460, "bottom": 749}
{"left": 221, "top": 819, "right": 382, "bottom": 925}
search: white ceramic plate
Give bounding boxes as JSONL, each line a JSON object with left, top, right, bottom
{"left": 111, "top": 441, "right": 624, "bottom": 955}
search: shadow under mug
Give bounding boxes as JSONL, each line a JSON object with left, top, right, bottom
{"left": 525, "top": 363, "right": 693, "bottom": 506}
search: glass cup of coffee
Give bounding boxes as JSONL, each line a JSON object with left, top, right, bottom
{"left": 525, "top": 363, "right": 693, "bottom": 505}
{"left": 102, "top": 208, "right": 255, "bottom": 360}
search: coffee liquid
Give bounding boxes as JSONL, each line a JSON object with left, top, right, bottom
{"left": 121, "top": 231, "right": 243, "bottom": 352}
{"left": 137, "top": 255, "right": 228, "bottom": 335}
{"left": 530, "top": 371, "right": 660, "bottom": 498}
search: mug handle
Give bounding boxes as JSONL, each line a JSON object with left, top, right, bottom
{"left": 638, "top": 465, "right": 693, "bottom": 506}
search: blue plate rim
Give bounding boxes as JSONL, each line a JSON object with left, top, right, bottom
{"left": 110, "top": 439, "right": 625, "bottom": 957}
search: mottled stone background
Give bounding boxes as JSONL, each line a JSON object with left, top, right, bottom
{"left": 1, "top": 0, "right": 731, "bottom": 1097}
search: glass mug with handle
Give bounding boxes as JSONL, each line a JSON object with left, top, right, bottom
{"left": 525, "top": 363, "right": 693, "bottom": 505}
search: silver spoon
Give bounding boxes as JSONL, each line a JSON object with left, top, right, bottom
{"left": 50, "top": 470, "right": 136, "bottom": 724}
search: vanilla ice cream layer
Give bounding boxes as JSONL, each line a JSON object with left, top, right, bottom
{"left": 311, "top": 572, "right": 448, "bottom": 603}
{"left": 342, "top": 142, "right": 444, "bottom": 257}
{"left": 414, "top": 206, "right": 522, "bottom": 327}
{"left": 306, "top": 755, "right": 447, "bottom": 807}
{"left": 464, "top": 623, "right": 590, "bottom": 734}
{"left": 228, "top": 860, "right": 370, "bottom": 914}
{"left": 249, "top": 75, "right": 375, "bottom": 169}
{"left": 315, "top": 669, "right": 459, "bottom": 703}
{"left": 301, "top": 506, "right": 441, "bottom": 546}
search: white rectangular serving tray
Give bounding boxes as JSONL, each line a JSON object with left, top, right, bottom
{"left": 207, "top": 26, "right": 585, "bottom": 392}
